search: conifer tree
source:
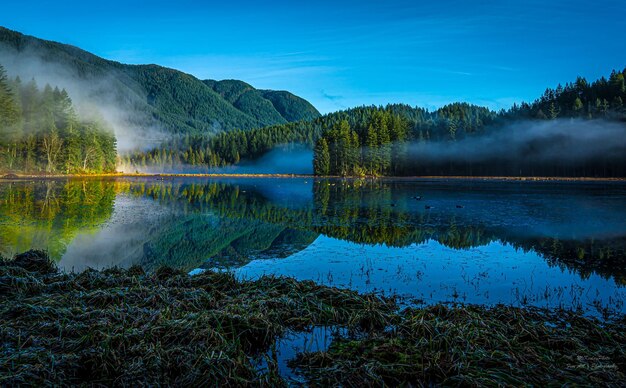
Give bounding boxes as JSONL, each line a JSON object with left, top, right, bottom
{"left": 313, "top": 137, "right": 330, "bottom": 175}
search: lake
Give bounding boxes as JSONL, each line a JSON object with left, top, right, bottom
{"left": 1, "top": 177, "right": 625, "bottom": 317}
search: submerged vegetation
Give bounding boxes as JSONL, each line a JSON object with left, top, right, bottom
{"left": 1, "top": 250, "right": 624, "bottom": 385}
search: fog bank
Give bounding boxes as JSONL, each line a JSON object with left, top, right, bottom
{"left": 0, "top": 43, "right": 167, "bottom": 152}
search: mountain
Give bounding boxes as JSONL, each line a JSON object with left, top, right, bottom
{"left": 0, "top": 26, "right": 320, "bottom": 148}
{"left": 203, "top": 79, "right": 319, "bottom": 124}
{"left": 123, "top": 69, "right": 625, "bottom": 177}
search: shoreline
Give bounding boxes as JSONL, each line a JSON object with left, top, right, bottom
{"left": 2, "top": 172, "right": 626, "bottom": 182}
{"left": 1, "top": 250, "right": 624, "bottom": 385}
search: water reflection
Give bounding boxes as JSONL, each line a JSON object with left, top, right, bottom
{"left": 0, "top": 180, "right": 118, "bottom": 259}
{"left": 236, "top": 236, "right": 625, "bottom": 317}
{"left": 1, "top": 177, "right": 625, "bottom": 314}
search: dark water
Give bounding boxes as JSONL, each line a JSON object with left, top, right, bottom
{"left": 1, "top": 177, "right": 625, "bottom": 316}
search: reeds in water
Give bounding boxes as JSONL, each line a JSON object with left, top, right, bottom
{"left": 1, "top": 251, "right": 624, "bottom": 386}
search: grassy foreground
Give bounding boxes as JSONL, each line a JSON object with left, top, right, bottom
{"left": 1, "top": 251, "right": 624, "bottom": 386}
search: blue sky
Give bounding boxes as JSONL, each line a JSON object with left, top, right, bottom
{"left": 2, "top": 0, "right": 625, "bottom": 113}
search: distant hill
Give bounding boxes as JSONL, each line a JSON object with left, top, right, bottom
{"left": 0, "top": 27, "right": 320, "bottom": 143}
{"left": 125, "top": 68, "right": 626, "bottom": 177}
{"left": 203, "top": 79, "right": 320, "bottom": 124}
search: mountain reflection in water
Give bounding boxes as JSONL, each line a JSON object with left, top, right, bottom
{"left": 1, "top": 177, "right": 624, "bottom": 316}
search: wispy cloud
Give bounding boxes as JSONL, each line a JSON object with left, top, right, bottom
{"left": 156, "top": 53, "right": 336, "bottom": 83}
{"left": 15, "top": 0, "right": 618, "bottom": 117}
{"left": 321, "top": 90, "right": 343, "bottom": 101}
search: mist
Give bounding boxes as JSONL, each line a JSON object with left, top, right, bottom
{"left": 120, "top": 143, "right": 313, "bottom": 175}
{"left": 0, "top": 43, "right": 167, "bottom": 153}
{"left": 226, "top": 144, "right": 313, "bottom": 174}
{"left": 403, "top": 119, "right": 626, "bottom": 176}
{"left": 4, "top": 38, "right": 624, "bottom": 177}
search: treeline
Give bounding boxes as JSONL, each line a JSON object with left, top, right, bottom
{"left": 124, "top": 102, "right": 494, "bottom": 171}
{"left": 313, "top": 103, "right": 498, "bottom": 176}
{"left": 124, "top": 68, "right": 626, "bottom": 176}
{"left": 122, "top": 121, "right": 319, "bottom": 169}
{"left": 314, "top": 112, "right": 408, "bottom": 176}
{"left": 313, "top": 69, "right": 626, "bottom": 177}
{"left": 505, "top": 69, "right": 626, "bottom": 121}
{"left": 0, "top": 64, "right": 117, "bottom": 174}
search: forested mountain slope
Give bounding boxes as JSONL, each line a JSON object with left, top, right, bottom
{"left": 0, "top": 27, "right": 320, "bottom": 139}
{"left": 123, "top": 68, "right": 626, "bottom": 177}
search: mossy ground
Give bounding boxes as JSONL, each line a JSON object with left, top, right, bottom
{"left": 1, "top": 251, "right": 624, "bottom": 386}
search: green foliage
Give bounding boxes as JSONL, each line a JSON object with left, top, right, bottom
{"left": 260, "top": 90, "right": 321, "bottom": 122}
{"left": 123, "top": 120, "right": 322, "bottom": 169}
{"left": 0, "top": 27, "right": 320, "bottom": 136}
{"left": 124, "top": 102, "right": 485, "bottom": 171}
{"left": 506, "top": 69, "right": 626, "bottom": 120}
{"left": 0, "top": 68, "right": 117, "bottom": 174}
{"left": 314, "top": 110, "right": 411, "bottom": 176}
{"left": 0, "top": 65, "right": 19, "bottom": 129}
{"left": 313, "top": 138, "right": 330, "bottom": 175}
{"left": 153, "top": 68, "right": 626, "bottom": 177}
{"left": 5, "top": 25, "right": 624, "bottom": 178}
{"left": 0, "top": 180, "right": 117, "bottom": 258}
{"left": 310, "top": 69, "right": 626, "bottom": 177}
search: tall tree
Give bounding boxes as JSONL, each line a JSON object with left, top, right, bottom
{"left": 0, "top": 71, "right": 118, "bottom": 174}
{"left": 313, "top": 137, "right": 330, "bottom": 175}
{"left": 42, "top": 127, "right": 63, "bottom": 173}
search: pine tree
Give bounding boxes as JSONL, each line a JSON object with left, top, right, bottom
{"left": 610, "top": 71, "right": 625, "bottom": 94}
{"left": 313, "top": 138, "right": 330, "bottom": 175}
{"left": 548, "top": 102, "right": 560, "bottom": 120}
{"left": 365, "top": 124, "right": 378, "bottom": 174}
{"left": 0, "top": 64, "right": 19, "bottom": 128}
{"left": 612, "top": 96, "right": 623, "bottom": 110}
{"left": 572, "top": 97, "right": 584, "bottom": 113}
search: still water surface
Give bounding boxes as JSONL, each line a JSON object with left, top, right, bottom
{"left": 1, "top": 177, "right": 625, "bottom": 316}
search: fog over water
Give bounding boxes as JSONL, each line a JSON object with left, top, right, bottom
{"left": 406, "top": 119, "right": 626, "bottom": 165}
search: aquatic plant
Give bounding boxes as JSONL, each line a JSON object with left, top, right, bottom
{"left": 293, "top": 304, "right": 626, "bottom": 386}
{"left": 0, "top": 250, "right": 394, "bottom": 385}
{"left": 1, "top": 251, "right": 624, "bottom": 385}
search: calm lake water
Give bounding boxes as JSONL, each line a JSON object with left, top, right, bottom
{"left": 1, "top": 177, "right": 625, "bottom": 317}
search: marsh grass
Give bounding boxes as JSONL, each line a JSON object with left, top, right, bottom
{"left": 1, "top": 251, "right": 624, "bottom": 386}
{"left": 0, "top": 251, "right": 395, "bottom": 386}
{"left": 292, "top": 304, "right": 626, "bottom": 386}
